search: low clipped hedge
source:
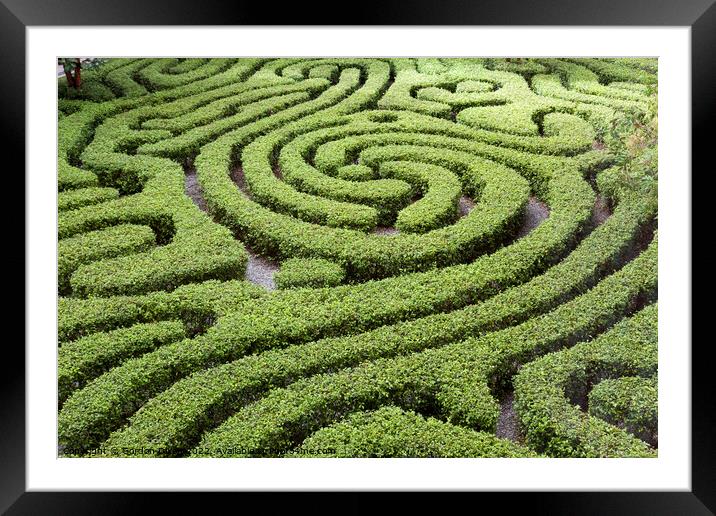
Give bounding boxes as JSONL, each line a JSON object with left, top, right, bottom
{"left": 188, "top": 235, "right": 656, "bottom": 457}
{"left": 58, "top": 102, "right": 250, "bottom": 298}
{"left": 199, "top": 105, "right": 599, "bottom": 281}
{"left": 59, "top": 143, "right": 619, "bottom": 453}
{"left": 58, "top": 187, "right": 119, "bottom": 212}
{"left": 137, "top": 90, "right": 324, "bottom": 161}
{"left": 141, "top": 79, "right": 326, "bottom": 135}
{"left": 588, "top": 376, "right": 658, "bottom": 446}
{"left": 290, "top": 406, "right": 539, "bottom": 458}
{"left": 375, "top": 61, "right": 596, "bottom": 157}
{"left": 93, "top": 177, "right": 652, "bottom": 457}
{"left": 136, "top": 58, "right": 236, "bottom": 92}
{"left": 58, "top": 165, "right": 99, "bottom": 192}
{"left": 336, "top": 164, "right": 375, "bottom": 181}
{"left": 55, "top": 58, "right": 658, "bottom": 458}
{"left": 103, "top": 59, "right": 152, "bottom": 98}
{"left": 58, "top": 320, "right": 186, "bottom": 406}
{"left": 566, "top": 58, "right": 657, "bottom": 86}
{"left": 58, "top": 279, "right": 265, "bottom": 343}
{"left": 379, "top": 160, "right": 461, "bottom": 233}
{"left": 274, "top": 258, "right": 345, "bottom": 289}
{"left": 532, "top": 71, "right": 647, "bottom": 114}
{"left": 513, "top": 303, "right": 658, "bottom": 457}
{"left": 58, "top": 224, "right": 156, "bottom": 295}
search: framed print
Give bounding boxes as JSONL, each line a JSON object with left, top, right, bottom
{"left": 6, "top": 0, "right": 712, "bottom": 512}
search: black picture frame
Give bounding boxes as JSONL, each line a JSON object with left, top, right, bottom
{"left": 5, "top": 0, "right": 710, "bottom": 513}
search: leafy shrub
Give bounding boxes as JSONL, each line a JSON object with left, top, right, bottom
{"left": 588, "top": 376, "right": 658, "bottom": 445}
{"left": 290, "top": 406, "right": 539, "bottom": 457}
{"left": 274, "top": 258, "right": 345, "bottom": 289}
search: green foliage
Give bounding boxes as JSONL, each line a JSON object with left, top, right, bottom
{"left": 588, "top": 376, "right": 658, "bottom": 445}
{"left": 291, "top": 406, "right": 539, "bottom": 457}
{"left": 513, "top": 304, "right": 658, "bottom": 457}
{"left": 58, "top": 224, "right": 156, "bottom": 295}
{"left": 58, "top": 321, "right": 186, "bottom": 405}
{"left": 274, "top": 258, "right": 345, "bottom": 289}
{"left": 55, "top": 58, "right": 658, "bottom": 458}
{"left": 58, "top": 187, "right": 119, "bottom": 212}
{"left": 188, "top": 236, "right": 656, "bottom": 457}
{"left": 601, "top": 87, "right": 658, "bottom": 195}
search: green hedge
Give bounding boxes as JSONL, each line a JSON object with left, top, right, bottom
{"left": 198, "top": 106, "right": 599, "bottom": 280}
{"left": 55, "top": 58, "right": 658, "bottom": 457}
{"left": 141, "top": 79, "right": 326, "bottom": 135}
{"left": 188, "top": 235, "right": 656, "bottom": 457}
{"left": 566, "top": 58, "right": 657, "bottom": 85}
{"left": 58, "top": 166, "right": 99, "bottom": 192}
{"left": 274, "top": 258, "right": 345, "bottom": 289}
{"left": 513, "top": 303, "right": 658, "bottom": 457}
{"left": 59, "top": 134, "right": 601, "bottom": 452}
{"left": 103, "top": 59, "right": 152, "bottom": 98}
{"left": 588, "top": 376, "right": 658, "bottom": 446}
{"left": 136, "top": 58, "right": 236, "bottom": 91}
{"left": 58, "top": 224, "right": 156, "bottom": 295}
{"left": 167, "top": 58, "right": 207, "bottom": 74}
{"left": 58, "top": 99, "right": 251, "bottom": 298}
{"left": 93, "top": 176, "right": 652, "bottom": 457}
{"left": 58, "top": 187, "right": 119, "bottom": 212}
{"left": 290, "top": 406, "right": 539, "bottom": 458}
{"left": 532, "top": 72, "right": 647, "bottom": 114}
{"left": 58, "top": 320, "right": 186, "bottom": 406}
{"left": 58, "top": 279, "right": 265, "bottom": 342}
{"left": 380, "top": 160, "right": 461, "bottom": 233}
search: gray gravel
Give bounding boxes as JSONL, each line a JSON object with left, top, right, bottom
{"left": 230, "top": 165, "right": 251, "bottom": 195}
{"left": 184, "top": 166, "right": 208, "bottom": 212}
{"left": 185, "top": 163, "right": 278, "bottom": 290}
{"left": 458, "top": 195, "right": 476, "bottom": 216}
{"left": 244, "top": 245, "right": 279, "bottom": 291}
{"left": 591, "top": 194, "right": 612, "bottom": 227}
{"left": 495, "top": 391, "right": 525, "bottom": 444}
{"left": 372, "top": 226, "right": 400, "bottom": 236}
{"left": 516, "top": 196, "right": 550, "bottom": 238}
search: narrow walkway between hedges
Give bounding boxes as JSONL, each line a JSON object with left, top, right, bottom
{"left": 184, "top": 163, "right": 279, "bottom": 290}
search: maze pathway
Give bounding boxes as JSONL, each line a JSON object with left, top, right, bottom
{"left": 57, "top": 57, "right": 658, "bottom": 458}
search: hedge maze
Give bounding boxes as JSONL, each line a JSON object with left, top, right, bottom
{"left": 57, "top": 57, "right": 658, "bottom": 458}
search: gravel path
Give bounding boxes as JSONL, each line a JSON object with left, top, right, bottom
{"left": 591, "top": 194, "right": 612, "bottom": 226}
{"left": 243, "top": 245, "right": 279, "bottom": 290}
{"left": 495, "top": 391, "right": 525, "bottom": 444}
{"left": 184, "top": 166, "right": 208, "bottom": 212}
{"left": 372, "top": 226, "right": 400, "bottom": 236}
{"left": 516, "top": 196, "right": 550, "bottom": 238}
{"left": 185, "top": 163, "right": 278, "bottom": 290}
{"left": 458, "top": 195, "right": 476, "bottom": 216}
{"left": 230, "top": 165, "right": 251, "bottom": 195}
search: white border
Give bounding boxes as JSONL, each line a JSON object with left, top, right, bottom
{"left": 27, "top": 27, "right": 691, "bottom": 491}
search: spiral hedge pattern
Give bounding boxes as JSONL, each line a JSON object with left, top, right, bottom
{"left": 57, "top": 57, "right": 658, "bottom": 458}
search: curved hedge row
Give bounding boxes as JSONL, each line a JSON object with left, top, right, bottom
{"left": 588, "top": 376, "right": 658, "bottom": 445}
{"left": 290, "top": 406, "right": 539, "bottom": 458}
{"left": 58, "top": 279, "right": 265, "bottom": 343}
{"left": 58, "top": 186, "right": 119, "bottom": 211}
{"left": 188, "top": 236, "right": 657, "bottom": 457}
{"left": 58, "top": 223, "right": 156, "bottom": 294}
{"left": 59, "top": 158, "right": 654, "bottom": 454}
{"left": 513, "top": 303, "right": 658, "bottom": 457}
{"left": 58, "top": 320, "right": 186, "bottom": 406}
{"left": 94, "top": 175, "right": 652, "bottom": 457}
{"left": 199, "top": 106, "right": 599, "bottom": 280}
{"left": 274, "top": 258, "right": 345, "bottom": 289}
